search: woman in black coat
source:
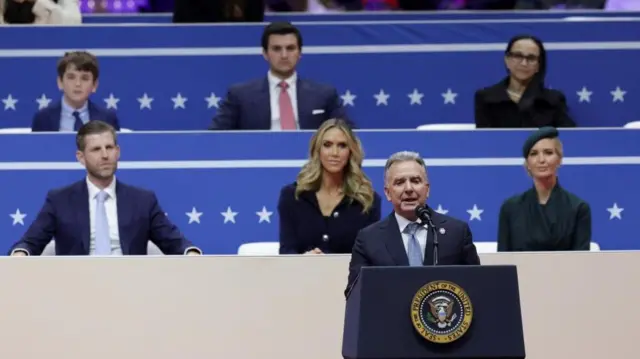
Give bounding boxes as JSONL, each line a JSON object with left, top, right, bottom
{"left": 474, "top": 35, "right": 576, "bottom": 128}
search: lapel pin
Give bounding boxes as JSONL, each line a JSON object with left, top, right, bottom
{"left": 439, "top": 228, "right": 446, "bottom": 235}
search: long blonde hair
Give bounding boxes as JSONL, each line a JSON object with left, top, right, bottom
{"left": 295, "top": 119, "right": 375, "bottom": 213}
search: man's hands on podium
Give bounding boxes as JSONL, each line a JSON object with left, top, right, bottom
{"left": 304, "top": 248, "right": 324, "bottom": 255}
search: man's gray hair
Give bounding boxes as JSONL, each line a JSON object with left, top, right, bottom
{"left": 383, "top": 151, "right": 427, "bottom": 181}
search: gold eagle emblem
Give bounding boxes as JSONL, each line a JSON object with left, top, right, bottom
{"left": 428, "top": 297, "right": 457, "bottom": 329}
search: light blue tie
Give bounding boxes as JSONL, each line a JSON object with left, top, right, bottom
{"left": 405, "top": 222, "right": 423, "bottom": 267}
{"left": 94, "top": 191, "right": 111, "bottom": 255}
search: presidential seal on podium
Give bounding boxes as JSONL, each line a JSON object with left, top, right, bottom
{"left": 410, "top": 280, "right": 473, "bottom": 344}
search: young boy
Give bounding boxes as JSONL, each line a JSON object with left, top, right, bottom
{"left": 31, "top": 51, "right": 120, "bottom": 132}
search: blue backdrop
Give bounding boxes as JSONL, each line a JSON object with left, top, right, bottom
{"left": 0, "top": 129, "right": 637, "bottom": 254}
{"left": 0, "top": 20, "right": 638, "bottom": 130}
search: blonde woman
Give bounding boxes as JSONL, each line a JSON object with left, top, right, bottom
{"left": 277, "top": 119, "right": 381, "bottom": 254}
{"left": 497, "top": 127, "right": 591, "bottom": 251}
{"left": 1, "top": 0, "right": 81, "bottom": 25}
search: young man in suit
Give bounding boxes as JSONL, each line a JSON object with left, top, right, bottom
{"left": 9, "top": 121, "right": 201, "bottom": 256}
{"left": 31, "top": 51, "right": 121, "bottom": 132}
{"left": 345, "top": 151, "right": 480, "bottom": 296}
{"left": 209, "top": 22, "right": 350, "bottom": 131}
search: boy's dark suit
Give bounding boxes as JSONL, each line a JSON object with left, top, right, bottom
{"left": 31, "top": 100, "right": 120, "bottom": 132}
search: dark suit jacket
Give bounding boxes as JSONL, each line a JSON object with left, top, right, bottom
{"left": 474, "top": 77, "right": 576, "bottom": 128}
{"left": 346, "top": 211, "right": 480, "bottom": 296}
{"left": 173, "top": 0, "right": 264, "bottom": 23}
{"left": 9, "top": 179, "right": 198, "bottom": 256}
{"left": 277, "top": 182, "right": 381, "bottom": 254}
{"left": 209, "top": 77, "right": 350, "bottom": 130}
{"left": 31, "top": 100, "right": 121, "bottom": 132}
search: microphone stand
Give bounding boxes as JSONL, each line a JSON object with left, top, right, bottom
{"left": 420, "top": 209, "right": 439, "bottom": 266}
{"left": 431, "top": 223, "right": 439, "bottom": 266}
{"left": 415, "top": 206, "right": 440, "bottom": 266}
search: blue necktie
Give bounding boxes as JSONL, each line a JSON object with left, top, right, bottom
{"left": 94, "top": 191, "right": 111, "bottom": 255}
{"left": 405, "top": 222, "right": 423, "bottom": 266}
{"left": 73, "top": 111, "right": 83, "bottom": 131}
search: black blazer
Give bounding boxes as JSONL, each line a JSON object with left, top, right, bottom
{"left": 346, "top": 211, "right": 481, "bottom": 297}
{"left": 474, "top": 77, "right": 576, "bottom": 128}
{"left": 277, "top": 182, "right": 381, "bottom": 254}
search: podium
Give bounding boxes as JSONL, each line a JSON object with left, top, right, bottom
{"left": 342, "top": 265, "right": 525, "bottom": 359}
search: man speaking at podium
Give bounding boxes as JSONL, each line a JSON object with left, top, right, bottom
{"left": 346, "top": 151, "right": 480, "bottom": 296}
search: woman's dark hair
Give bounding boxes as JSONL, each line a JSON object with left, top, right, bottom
{"left": 504, "top": 34, "right": 547, "bottom": 87}
{"left": 3, "top": 0, "right": 58, "bottom": 24}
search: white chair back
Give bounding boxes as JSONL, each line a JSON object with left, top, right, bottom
{"left": 237, "top": 242, "right": 280, "bottom": 255}
{"left": 416, "top": 123, "right": 476, "bottom": 131}
{"left": 474, "top": 242, "right": 498, "bottom": 253}
{"left": 0, "top": 128, "right": 32, "bottom": 133}
{"left": 473, "top": 241, "right": 601, "bottom": 253}
{"left": 623, "top": 121, "right": 640, "bottom": 129}
{"left": 41, "top": 240, "right": 164, "bottom": 255}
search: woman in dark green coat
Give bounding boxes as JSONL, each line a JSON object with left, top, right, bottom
{"left": 497, "top": 127, "right": 592, "bottom": 251}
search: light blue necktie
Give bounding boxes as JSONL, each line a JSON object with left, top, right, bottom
{"left": 94, "top": 191, "right": 111, "bottom": 255}
{"left": 405, "top": 222, "right": 423, "bottom": 266}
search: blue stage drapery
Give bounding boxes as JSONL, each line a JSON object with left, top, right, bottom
{"left": 0, "top": 129, "right": 636, "bottom": 254}
{"left": 0, "top": 20, "right": 637, "bottom": 130}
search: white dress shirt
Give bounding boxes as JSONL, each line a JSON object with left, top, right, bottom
{"left": 86, "top": 176, "right": 122, "bottom": 255}
{"left": 267, "top": 71, "right": 299, "bottom": 131}
{"left": 395, "top": 213, "right": 428, "bottom": 260}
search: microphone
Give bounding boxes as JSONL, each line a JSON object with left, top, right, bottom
{"left": 414, "top": 205, "right": 439, "bottom": 266}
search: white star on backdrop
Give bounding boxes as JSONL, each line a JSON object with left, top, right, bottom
{"left": 341, "top": 90, "right": 357, "bottom": 107}
{"left": 434, "top": 204, "right": 448, "bottom": 215}
{"left": 35, "top": 94, "right": 51, "bottom": 109}
{"left": 373, "top": 89, "right": 390, "bottom": 106}
{"left": 2, "top": 94, "right": 18, "bottom": 110}
{"left": 256, "top": 206, "right": 273, "bottom": 223}
{"left": 467, "top": 205, "right": 483, "bottom": 221}
{"left": 103, "top": 93, "right": 120, "bottom": 109}
{"left": 607, "top": 203, "right": 624, "bottom": 220}
{"left": 185, "top": 207, "right": 203, "bottom": 224}
{"left": 221, "top": 206, "right": 238, "bottom": 224}
{"left": 610, "top": 86, "right": 626, "bottom": 103}
{"left": 138, "top": 93, "right": 154, "bottom": 110}
{"left": 407, "top": 89, "right": 424, "bottom": 105}
{"left": 205, "top": 93, "right": 221, "bottom": 109}
{"left": 171, "top": 93, "right": 188, "bottom": 109}
{"left": 577, "top": 86, "right": 593, "bottom": 103}
{"left": 10, "top": 209, "right": 26, "bottom": 226}
{"left": 441, "top": 88, "right": 458, "bottom": 104}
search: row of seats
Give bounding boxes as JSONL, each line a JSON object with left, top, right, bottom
{"left": 416, "top": 121, "right": 640, "bottom": 131}
{"left": 236, "top": 241, "right": 602, "bottom": 255}
{"left": 1, "top": 124, "right": 638, "bottom": 133}
{"left": 0, "top": 128, "right": 133, "bottom": 133}
{"left": 37, "top": 240, "right": 601, "bottom": 256}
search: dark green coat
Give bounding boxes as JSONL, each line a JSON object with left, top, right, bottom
{"left": 497, "top": 184, "right": 591, "bottom": 251}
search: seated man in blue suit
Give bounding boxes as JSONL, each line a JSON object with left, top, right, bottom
{"left": 9, "top": 120, "right": 200, "bottom": 256}
{"left": 31, "top": 51, "right": 120, "bottom": 132}
{"left": 209, "top": 22, "right": 349, "bottom": 131}
{"left": 345, "top": 151, "right": 480, "bottom": 296}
